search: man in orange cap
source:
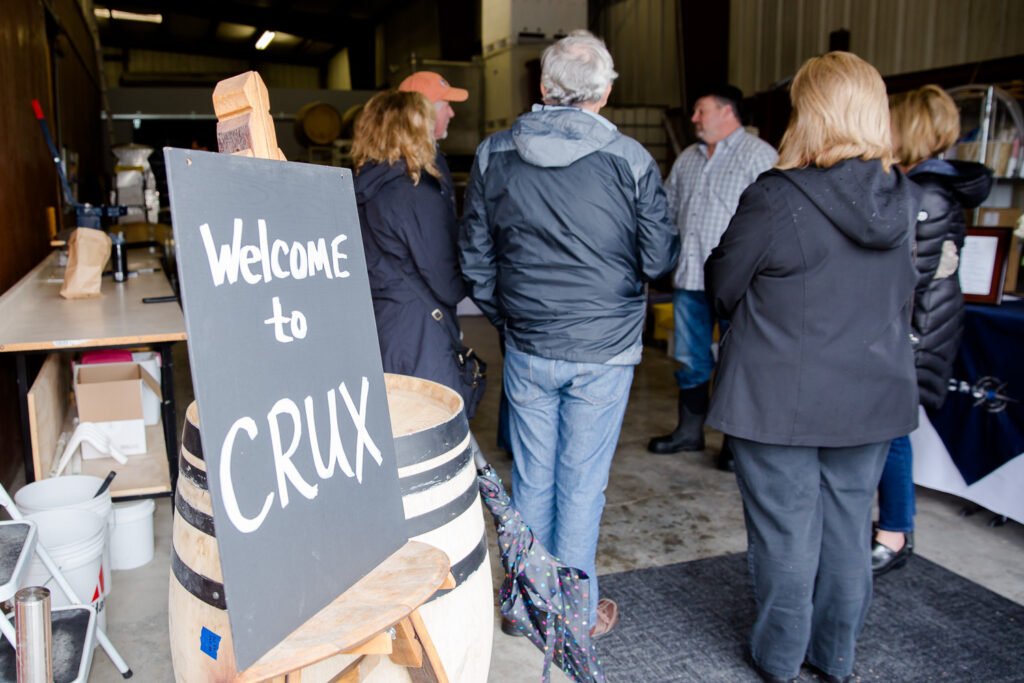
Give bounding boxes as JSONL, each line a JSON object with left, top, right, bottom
{"left": 399, "top": 70, "right": 468, "bottom": 141}
{"left": 398, "top": 71, "right": 469, "bottom": 214}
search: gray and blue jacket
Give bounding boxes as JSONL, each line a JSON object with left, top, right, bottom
{"left": 459, "top": 105, "right": 679, "bottom": 364}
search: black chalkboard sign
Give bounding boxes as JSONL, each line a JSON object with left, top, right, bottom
{"left": 164, "top": 148, "right": 407, "bottom": 671}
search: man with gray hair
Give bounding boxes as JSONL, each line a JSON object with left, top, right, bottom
{"left": 460, "top": 29, "right": 679, "bottom": 638}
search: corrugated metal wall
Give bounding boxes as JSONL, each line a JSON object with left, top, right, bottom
{"left": 596, "top": 0, "right": 682, "bottom": 107}
{"left": 730, "top": 0, "right": 1024, "bottom": 96}
{"left": 382, "top": 0, "right": 443, "bottom": 81}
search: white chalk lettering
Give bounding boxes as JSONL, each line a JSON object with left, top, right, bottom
{"left": 240, "top": 245, "right": 262, "bottom": 284}
{"left": 265, "top": 297, "right": 293, "bottom": 342}
{"left": 221, "top": 417, "right": 274, "bottom": 533}
{"left": 271, "top": 239, "right": 290, "bottom": 279}
{"left": 331, "top": 234, "right": 350, "bottom": 278}
{"left": 198, "top": 218, "right": 349, "bottom": 286}
{"left": 339, "top": 377, "right": 382, "bottom": 483}
{"left": 263, "top": 297, "right": 307, "bottom": 343}
{"left": 200, "top": 219, "right": 243, "bottom": 286}
{"left": 305, "top": 390, "right": 355, "bottom": 479}
{"left": 289, "top": 241, "right": 308, "bottom": 279}
{"left": 218, "top": 377, "right": 384, "bottom": 534}
{"left": 291, "top": 311, "right": 307, "bottom": 339}
{"left": 267, "top": 399, "right": 319, "bottom": 507}
{"left": 257, "top": 219, "right": 272, "bottom": 283}
{"left": 307, "top": 240, "right": 332, "bottom": 279}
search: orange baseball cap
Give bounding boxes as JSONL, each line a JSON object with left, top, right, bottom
{"left": 398, "top": 71, "right": 468, "bottom": 103}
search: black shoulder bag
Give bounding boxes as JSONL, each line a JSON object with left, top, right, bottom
{"left": 395, "top": 268, "right": 488, "bottom": 419}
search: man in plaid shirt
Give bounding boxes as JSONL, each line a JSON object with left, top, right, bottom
{"left": 648, "top": 85, "right": 777, "bottom": 469}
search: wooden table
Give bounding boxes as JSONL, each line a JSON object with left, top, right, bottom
{"left": 0, "top": 247, "right": 187, "bottom": 497}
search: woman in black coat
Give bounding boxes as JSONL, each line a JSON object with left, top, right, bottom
{"left": 352, "top": 91, "right": 475, "bottom": 413}
{"left": 871, "top": 85, "right": 993, "bottom": 575}
{"left": 704, "top": 52, "right": 920, "bottom": 683}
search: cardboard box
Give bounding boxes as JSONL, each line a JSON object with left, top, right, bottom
{"left": 79, "top": 351, "right": 161, "bottom": 425}
{"left": 130, "top": 351, "right": 162, "bottom": 425}
{"left": 75, "top": 362, "right": 162, "bottom": 459}
{"left": 974, "top": 207, "right": 1022, "bottom": 229}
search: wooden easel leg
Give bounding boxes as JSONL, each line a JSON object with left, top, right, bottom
{"left": 389, "top": 617, "right": 423, "bottom": 668}
{"left": 406, "top": 609, "right": 449, "bottom": 683}
{"left": 326, "top": 654, "right": 381, "bottom": 683}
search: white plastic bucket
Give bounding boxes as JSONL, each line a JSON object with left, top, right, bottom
{"left": 21, "top": 509, "right": 107, "bottom": 634}
{"left": 110, "top": 499, "right": 155, "bottom": 570}
{"left": 14, "top": 475, "right": 113, "bottom": 597}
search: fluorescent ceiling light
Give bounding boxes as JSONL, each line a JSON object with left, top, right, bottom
{"left": 255, "top": 31, "right": 276, "bottom": 50}
{"left": 94, "top": 7, "right": 163, "bottom": 23}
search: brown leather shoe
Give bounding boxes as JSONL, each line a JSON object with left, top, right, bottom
{"left": 589, "top": 598, "right": 619, "bottom": 639}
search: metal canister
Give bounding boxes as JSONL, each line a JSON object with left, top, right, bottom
{"left": 112, "top": 233, "right": 127, "bottom": 282}
{"left": 15, "top": 586, "right": 52, "bottom": 683}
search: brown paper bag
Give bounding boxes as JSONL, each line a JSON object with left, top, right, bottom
{"left": 60, "top": 228, "right": 112, "bottom": 299}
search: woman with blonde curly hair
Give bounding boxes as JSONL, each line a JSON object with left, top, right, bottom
{"left": 353, "top": 90, "right": 477, "bottom": 414}
{"left": 871, "top": 85, "right": 992, "bottom": 576}
{"left": 705, "top": 52, "right": 921, "bottom": 682}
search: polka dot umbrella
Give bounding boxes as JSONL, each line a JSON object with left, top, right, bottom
{"left": 477, "top": 460, "right": 606, "bottom": 682}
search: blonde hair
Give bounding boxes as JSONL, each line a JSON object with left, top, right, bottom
{"left": 776, "top": 51, "right": 893, "bottom": 171}
{"left": 889, "top": 85, "right": 960, "bottom": 167}
{"left": 352, "top": 90, "right": 439, "bottom": 184}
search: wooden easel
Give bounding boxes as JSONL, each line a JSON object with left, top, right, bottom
{"left": 212, "top": 71, "right": 287, "bottom": 160}
{"left": 212, "top": 72, "right": 453, "bottom": 683}
{"left": 234, "top": 541, "right": 454, "bottom": 683}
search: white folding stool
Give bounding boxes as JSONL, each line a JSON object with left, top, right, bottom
{"left": 0, "top": 484, "right": 133, "bottom": 681}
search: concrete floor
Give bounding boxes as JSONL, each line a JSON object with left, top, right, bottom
{"left": 84, "top": 315, "right": 1024, "bottom": 682}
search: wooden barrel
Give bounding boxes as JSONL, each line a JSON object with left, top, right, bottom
{"left": 381, "top": 373, "right": 494, "bottom": 683}
{"left": 168, "top": 402, "right": 236, "bottom": 682}
{"left": 167, "top": 376, "right": 493, "bottom": 682}
{"left": 339, "top": 104, "right": 364, "bottom": 139}
{"left": 293, "top": 102, "right": 342, "bottom": 146}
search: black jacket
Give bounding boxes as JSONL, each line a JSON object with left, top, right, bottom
{"left": 459, "top": 105, "right": 679, "bottom": 364}
{"left": 705, "top": 159, "right": 921, "bottom": 447}
{"left": 907, "top": 159, "right": 992, "bottom": 411}
{"left": 354, "top": 160, "right": 468, "bottom": 400}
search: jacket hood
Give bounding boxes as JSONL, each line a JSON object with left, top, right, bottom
{"left": 354, "top": 160, "right": 411, "bottom": 204}
{"left": 774, "top": 158, "right": 921, "bottom": 250}
{"left": 511, "top": 106, "right": 619, "bottom": 168}
{"left": 909, "top": 158, "right": 993, "bottom": 209}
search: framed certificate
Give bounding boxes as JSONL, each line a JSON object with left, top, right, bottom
{"left": 959, "top": 227, "right": 1011, "bottom": 305}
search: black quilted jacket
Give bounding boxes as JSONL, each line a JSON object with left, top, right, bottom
{"left": 907, "top": 159, "right": 992, "bottom": 411}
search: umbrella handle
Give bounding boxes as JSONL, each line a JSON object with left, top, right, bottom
{"left": 470, "top": 432, "right": 488, "bottom": 470}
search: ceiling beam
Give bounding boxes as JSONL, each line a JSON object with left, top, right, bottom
{"left": 97, "top": 0, "right": 385, "bottom": 45}
{"left": 104, "top": 34, "right": 333, "bottom": 67}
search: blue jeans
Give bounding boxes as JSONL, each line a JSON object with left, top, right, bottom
{"left": 877, "top": 435, "right": 915, "bottom": 533}
{"left": 732, "top": 437, "right": 890, "bottom": 680}
{"left": 672, "top": 289, "right": 727, "bottom": 389}
{"left": 504, "top": 347, "right": 634, "bottom": 627}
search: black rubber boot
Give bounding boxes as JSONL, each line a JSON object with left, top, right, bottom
{"left": 716, "top": 435, "right": 735, "bottom": 472}
{"left": 647, "top": 382, "right": 709, "bottom": 454}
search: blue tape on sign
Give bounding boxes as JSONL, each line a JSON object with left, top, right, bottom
{"left": 200, "top": 626, "right": 222, "bottom": 660}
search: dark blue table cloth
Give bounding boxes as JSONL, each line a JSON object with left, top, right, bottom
{"left": 930, "top": 299, "right": 1024, "bottom": 484}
